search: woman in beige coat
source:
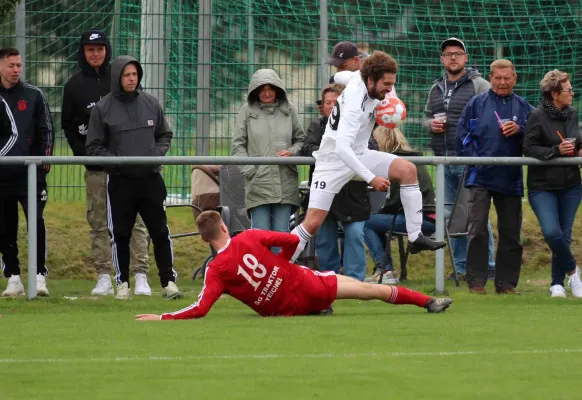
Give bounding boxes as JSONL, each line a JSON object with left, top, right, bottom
{"left": 232, "top": 69, "right": 305, "bottom": 232}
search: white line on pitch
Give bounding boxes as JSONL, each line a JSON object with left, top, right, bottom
{"left": 0, "top": 348, "right": 581, "bottom": 364}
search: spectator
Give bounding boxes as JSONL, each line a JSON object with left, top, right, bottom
{"left": 421, "top": 37, "right": 495, "bottom": 281}
{"left": 456, "top": 59, "right": 534, "bottom": 294}
{"left": 364, "top": 125, "right": 437, "bottom": 284}
{"left": 523, "top": 69, "right": 582, "bottom": 298}
{"left": 231, "top": 69, "right": 305, "bottom": 234}
{"left": 327, "top": 41, "right": 396, "bottom": 98}
{"left": 0, "top": 47, "right": 53, "bottom": 297}
{"left": 86, "top": 56, "right": 181, "bottom": 300}
{"left": 301, "top": 83, "right": 371, "bottom": 281}
{"left": 61, "top": 28, "right": 151, "bottom": 297}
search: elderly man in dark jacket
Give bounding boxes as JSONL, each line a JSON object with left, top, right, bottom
{"left": 456, "top": 59, "right": 534, "bottom": 295}
{"left": 86, "top": 56, "right": 181, "bottom": 300}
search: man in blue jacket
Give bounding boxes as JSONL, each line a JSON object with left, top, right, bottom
{"left": 456, "top": 59, "right": 534, "bottom": 294}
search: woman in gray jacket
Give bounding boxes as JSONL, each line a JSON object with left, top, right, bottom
{"left": 232, "top": 69, "right": 305, "bottom": 232}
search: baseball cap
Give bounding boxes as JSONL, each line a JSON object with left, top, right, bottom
{"left": 328, "top": 41, "right": 359, "bottom": 67}
{"left": 81, "top": 28, "right": 109, "bottom": 46}
{"left": 440, "top": 37, "right": 466, "bottom": 52}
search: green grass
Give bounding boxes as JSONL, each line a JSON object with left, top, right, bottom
{"left": 1, "top": 279, "right": 581, "bottom": 400}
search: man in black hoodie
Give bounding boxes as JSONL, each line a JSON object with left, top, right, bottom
{"left": 86, "top": 56, "right": 181, "bottom": 300}
{"left": 61, "top": 29, "right": 151, "bottom": 297}
{"left": 0, "top": 47, "right": 53, "bottom": 297}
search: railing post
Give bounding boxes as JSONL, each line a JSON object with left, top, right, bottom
{"left": 435, "top": 163, "right": 445, "bottom": 293}
{"left": 27, "top": 163, "right": 37, "bottom": 299}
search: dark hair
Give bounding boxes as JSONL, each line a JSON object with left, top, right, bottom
{"left": 0, "top": 48, "right": 20, "bottom": 59}
{"left": 249, "top": 84, "right": 285, "bottom": 104}
{"left": 360, "top": 51, "right": 398, "bottom": 84}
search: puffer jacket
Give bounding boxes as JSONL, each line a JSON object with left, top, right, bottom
{"left": 231, "top": 69, "right": 305, "bottom": 211}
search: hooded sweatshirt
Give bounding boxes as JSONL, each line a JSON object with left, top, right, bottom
{"left": 85, "top": 56, "right": 172, "bottom": 178}
{"left": 61, "top": 28, "right": 112, "bottom": 170}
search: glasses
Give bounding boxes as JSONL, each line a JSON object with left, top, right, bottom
{"left": 561, "top": 88, "right": 574, "bottom": 94}
{"left": 442, "top": 51, "right": 466, "bottom": 59}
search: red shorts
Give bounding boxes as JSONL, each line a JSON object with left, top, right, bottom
{"left": 292, "top": 268, "right": 337, "bottom": 315}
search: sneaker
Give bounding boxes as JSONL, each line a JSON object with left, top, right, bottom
{"left": 36, "top": 274, "right": 49, "bottom": 297}
{"left": 409, "top": 234, "right": 446, "bottom": 254}
{"left": 91, "top": 274, "right": 114, "bottom": 296}
{"left": 134, "top": 273, "right": 152, "bottom": 296}
{"left": 425, "top": 297, "right": 453, "bottom": 313}
{"left": 446, "top": 272, "right": 466, "bottom": 282}
{"left": 364, "top": 269, "right": 382, "bottom": 283}
{"left": 2, "top": 275, "right": 25, "bottom": 297}
{"left": 550, "top": 284, "right": 567, "bottom": 298}
{"left": 487, "top": 269, "right": 495, "bottom": 281}
{"left": 568, "top": 267, "right": 582, "bottom": 298}
{"left": 379, "top": 270, "right": 399, "bottom": 285}
{"left": 162, "top": 281, "right": 183, "bottom": 300}
{"left": 115, "top": 282, "right": 131, "bottom": 300}
{"left": 469, "top": 287, "right": 487, "bottom": 295}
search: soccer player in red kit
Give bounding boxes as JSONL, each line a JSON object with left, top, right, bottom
{"left": 136, "top": 211, "right": 452, "bottom": 321}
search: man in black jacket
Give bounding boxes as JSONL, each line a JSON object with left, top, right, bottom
{"left": 0, "top": 47, "right": 53, "bottom": 297}
{"left": 86, "top": 56, "right": 181, "bottom": 300}
{"left": 420, "top": 37, "right": 495, "bottom": 280}
{"left": 301, "top": 84, "right": 372, "bottom": 281}
{"left": 62, "top": 29, "right": 151, "bottom": 297}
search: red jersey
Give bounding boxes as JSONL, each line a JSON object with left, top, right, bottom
{"left": 161, "top": 230, "right": 337, "bottom": 320}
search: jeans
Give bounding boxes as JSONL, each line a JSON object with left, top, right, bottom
{"left": 444, "top": 165, "right": 496, "bottom": 275}
{"left": 528, "top": 185, "right": 582, "bottom": 287}
{"left": 316, "top": 214, "right": 366, "bottom": 281}
{"left": 249, "top": 203, "right": 293, "bottom": 253}
{"left": 364, "top": 213, "right": 436, "bottom": 272}
{"left": 466, "top": 188, "right": 523, "bottom": 291}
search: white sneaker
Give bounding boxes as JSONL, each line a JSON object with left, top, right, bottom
{"left": 134, "top": 273, "right": 152, "bottom": 296}
{"left": 36, "top": 274, "right": 49, "bottom": 297}
{"left": 91, "top": 274, "right": 114, "bottom": 296}
{"left": 568, "top": 267, "right": 582, "bottom": 298}
{"left": 2, "top": 275, "right": 25, "bottom": 297}
{"left": 364, "top": 270, "right": 399, "bottom": 285}
{"left": 162, "top": 281, "right": 182, "bottom": 300}
{"left": 550, "top": 284, "right": 567, "bottom": 298}
{"left": 115, "top": 282, "right": 131, "bottom": 300}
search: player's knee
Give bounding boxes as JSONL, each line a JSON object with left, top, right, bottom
{"left": 393, "top": 160, "right": 417, "bottom": 184}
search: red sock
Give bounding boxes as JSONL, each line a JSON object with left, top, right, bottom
{"left": 387, "top": 286, "right": 431, "bottom": 307}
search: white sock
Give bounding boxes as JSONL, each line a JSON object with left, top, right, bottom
{"left": 290, "top": 223, "right": 312, "bottom": 262}
{"left": 400, "top": 183, "right": 423, "bottom": 242}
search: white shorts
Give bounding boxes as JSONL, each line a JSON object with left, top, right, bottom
{"left": 308, "top": 149, "right": 398, "bottom": 211}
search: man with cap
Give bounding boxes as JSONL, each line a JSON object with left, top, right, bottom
{"left": 420, "top": 37, "right": 495, "bottom": 281}
{"left": 61, "top": 29, "right": 151, "bottom": 297}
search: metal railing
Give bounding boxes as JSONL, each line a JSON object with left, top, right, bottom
{"left": 1, "top": 155, "right": 581, "bottom": 298}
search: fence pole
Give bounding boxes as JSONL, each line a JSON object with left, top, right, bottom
{"left": 140, "top": 0, "right": 166, "bottom": 103}
{"left": 435, "top": 164, "right": 445, "bottom": 293}
{"left": 27, "top": 163, "right": 37, "bottom": 299}
{"left": 196, "top": 0, "right": 212, "bottom": 156}
{"left": 318, "top": 0, "right": 329, "bottom": 87}
{"left": 15, "top": 0, "right": 26, "bottom": 81}
{"left": 247, "top": 0, "right": 255, "bottom": 80}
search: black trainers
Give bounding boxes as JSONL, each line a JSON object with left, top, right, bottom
{"left": 425, "top": 297, "right": 453, "bottom": 313}
{"left": 409, "top": 234, "right": 447, "bottom": 254}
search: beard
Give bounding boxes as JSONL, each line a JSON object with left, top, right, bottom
{"left": 368, "top": 83, "right": 386, "bottom": 100}
{"left": 446, "top": 64, "right": 465, "bottom": 76}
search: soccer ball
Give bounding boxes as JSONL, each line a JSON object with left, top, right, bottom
{"left": 375, "top": 97, "right": 407, "bottom": 129}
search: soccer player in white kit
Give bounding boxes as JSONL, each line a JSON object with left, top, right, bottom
{"left": 290, "top": 51, "right": 446, "bottom": 262}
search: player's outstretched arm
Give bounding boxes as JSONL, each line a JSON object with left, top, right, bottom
{"left": 136, "top": 314, "right": 162, "bottom": 321}
{"left": 251, "top": 230, "right": 300, "bottom": 261}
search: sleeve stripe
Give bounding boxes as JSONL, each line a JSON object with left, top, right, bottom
{"left": 0, "top": 97, "right": 18, "bottom": 156}
{"left": 169, "top": 265, "right": 211, "bottom": 316}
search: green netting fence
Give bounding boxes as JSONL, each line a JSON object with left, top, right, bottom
{"left": 1, "top": 0, "right": 581, "bottom": 201}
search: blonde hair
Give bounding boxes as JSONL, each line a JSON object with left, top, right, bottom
{"left": 373, "top": 126, "right": 412, "bottom": 153}
{"left": 490, "top": 59, "right": 516, "bottom": 74}
{"left": 196, "top": 210, "right": 223, "bottom": 242}
{"left": 540, "top": 69, "right": 570, "bottom": 101}
{"left": 321, "top": 83, "right": 345, "bottom": 103}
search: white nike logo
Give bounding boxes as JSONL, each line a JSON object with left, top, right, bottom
{"left": 89, "top": 33, "right": 101, "bottom": 40}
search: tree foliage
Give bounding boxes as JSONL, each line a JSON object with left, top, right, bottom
{"left": 0, "top": 0, "right": 20, "bottom": 21}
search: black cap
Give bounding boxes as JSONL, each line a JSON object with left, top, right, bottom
{"left": 440, "top": 37, "right": 466, "bottom": 52}
{"left": 328, "top": 41, "right": 359, "bottom": 67}
{"left": 81, "top": 29, "right": 109, "bottom": 46}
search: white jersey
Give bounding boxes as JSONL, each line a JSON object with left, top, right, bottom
{"left": 313, "top": 70, "right": 380, "bottom": 183}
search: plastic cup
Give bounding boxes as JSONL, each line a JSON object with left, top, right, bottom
{"left": 434, "top": 112, "right": 447, "bottom": 132}
{"left": 271, "top": 141, "right": 287, "bottom": 156}
{"left": 564, "top": 137, "right": 576, "bottom": 156}
{"left": 499, "top": 118, "right": 510, "bottom": 135}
